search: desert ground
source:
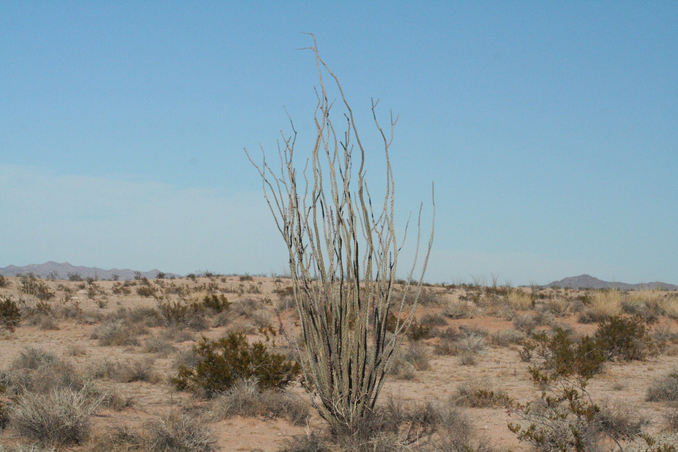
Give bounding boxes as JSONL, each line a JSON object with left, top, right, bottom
{"left": 1, "top": 273, "right": 677, "bottom": 451}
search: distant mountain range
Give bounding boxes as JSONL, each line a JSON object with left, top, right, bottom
{"left": 547, "top": 274, "right": 678, "bottom": 290}
{"left": 0, "top": 262, "right": 179, "bottom": 281}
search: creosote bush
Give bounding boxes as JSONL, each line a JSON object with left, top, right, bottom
{"left": 172, "top": 331, "right": 300, "bottom": 396}
{"left": 0, "top": 296, "right": 21, "bottom": 331}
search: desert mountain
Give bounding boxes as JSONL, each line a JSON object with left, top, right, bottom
{"left": 547, "top": 274, "right": 678, "bottom": 290}
{"left": 0, "top": 261, "right": 178, "bottom": 280}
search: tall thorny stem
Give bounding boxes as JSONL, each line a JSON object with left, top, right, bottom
{"left": 246, "top": 34, "right": 434, "bottom": 435}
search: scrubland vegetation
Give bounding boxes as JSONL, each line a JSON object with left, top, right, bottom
{"left": 0, "top": 274, "right": 677, "bottom": 450}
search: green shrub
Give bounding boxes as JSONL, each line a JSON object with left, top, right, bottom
{"left": 593, "top": 315, "right": 653, "bottom": 361}
{"left": 0, "top": 296, "right": 21, "bottom": 331}
{"left": 157, "top": 300, "right": 207, "bottom": 330}
{"left": 202, "top": 294, "right": 230, "bottom": 313}
{"left": 453, "top": 380, "right": 513, "bottom": 408}
{"left": 19, "top": 275, "right": 54, "bottom": 301}
{"left": 172, "top": 332, "right": 300, "bottom": 396}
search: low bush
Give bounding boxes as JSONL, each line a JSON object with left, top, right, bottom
{"left": 1, "top": 348, "right": 85, "bottom": 396}
{"left": 91, "top": 319, "right": 145, "bottom": 346}
{"left": 157, "top": 300, "right": 207, "bottom": 330}
{"left": 456, "top": 331, "right": 486, "bottom": 366}
{"left": 144, "top": 411, "right": 214, "bottom": 452}
{"left": 172, "top": 332, "right": 300, "bottom": 396}
{"left": 647, "top": 369, "right": 678, "bottom": 402}
{"left": 202, "top": 293, "right": 230, "bottom": 313}
{"left": 9, "top": 387, "right": 103, "bottom": 447}
{"left": 0, "top": 296, "right": 21, "bottom": 331}
{"left": 594, "top": 315, "right": 654, "bottom": 361}
{"left": 0, "top": 275, "right": 8, "bottom": 288}
{"left": 209, "top": 378, "right": 309, "bottom": 425}
{"left": 491, "top": 329, "right": 525, "bottom": 346}
{"left": 19, "top": 275, "right": 54, "bottom": 301}
{"left": 453, "top": 380, "right": 513, "bottom": 408}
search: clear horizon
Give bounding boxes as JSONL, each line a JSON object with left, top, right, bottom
{"left": 1, "top": 2, "right": 677, "bottom": 285}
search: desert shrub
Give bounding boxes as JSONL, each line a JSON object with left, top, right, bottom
{"left": 491, "top": 329, "right": 525, "bottom": 346}
{"left": 666, "top": 405, "right": 678, "bottom": 432}
{"left": 9, "top": 387, "right": 102, "bottom": 447}
{"left": 0, "top": 296, "right": 21, "bottom": 331}
{"left": 19, "top": 275, "right": 54, "bottom": 301}
{"left": 143, "top": 336, "right": 177, "bottom": 356}
{"left": 157, "top": 300, "right": 207, "bottom": 330}
{"left": 596, "top": 401, "right": 648, "bottom": 443}
{"left": 420, "top": 312, "right": 447, "bottom": 327}
{"left": 453, "top": 380, "right": 513, "bottom": 408}
{"left": 172, "top": 332, "right": 300, "bottom": 396}
{"left": 86, "top": 425, "right": 143, "bottom": 452}
{"left": 90, "top": 319, "right": 145, "bottom": 346}
{"left": 136, "top": 285, "right": 156, "bottom": 297}
{"left": 512, "top": 312, "right": 537, "bottom": 333}
{"left": 386, "top": 313, "right": 431, "bottom": 341}
{"left": 88, "top": 358, "right": 156, "bottom": 383}
{"left": 521, "top": 328, "right": 606, "bottom": 382}
{"left": 647, "top": 369, "right": 678, "bottom": 402}
{"left": 202, "top": 293, "right": 230, "bottom": 313}
{"left": 509, "top": 393, "right": 602, "bottom": 452}
{"left": 443, "top": 301, "right": 475, "bottom": 319}
{"left": 0, "top": 275, "right": 8, "bottom": 288}
{"left": 209, "top": 378, "right": 310, "bottom": 425}
{"left": 0, "top": 445, "right": 56, "bottom": 452}
{"left": 456, "top": 331, "right": 486, "bottom": 365}
{"left": 144, "top": 412, "right": 214, "bottom": 452}
{"left": 593, "top": 315, "right": 653, "bottom": 361}
{"left": 282, "top": 399, "right": 474, "bottom": 452}
{"left": 389, "top": 341, "right": 430, "bottom": 379}
{"left": 1, "top": 348, "right": 85, "bottom": 396}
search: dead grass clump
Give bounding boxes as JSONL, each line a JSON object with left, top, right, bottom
{"left": 646, "top": 369, "right": 678, "bottom": 402}
{"left": 453, "top": 379, "right": 513, "bottom": 408}
{"left": 9, "top": 387, "right": 103, "bottom": 447}
{"left": 0, "top": 275, "right": 9, "bottom": 288}
{"left": 507, "top": 289, "right": 532, "bottom": 311}
{"left": 578, "top": 290, "right": 622, "bottom": 323}
{"left": 144, "top": 411, "right": 214, "bottom": 452}
{"left": 209, "top": 378, "right": 310, "bottom": 425}
{"left": 0, "top": 445, "right": 56, "bottom": 452}
{"left": 91, "top": 319, "right": 145, "bottom": 346}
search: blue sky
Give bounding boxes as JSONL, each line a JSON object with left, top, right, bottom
{"left": 1, "top": 1, "right": 676, "bottom": 284}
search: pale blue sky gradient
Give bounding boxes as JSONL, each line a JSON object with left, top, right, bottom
{"left": 1, "top": 1, "right": 677, "bottom": 284}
